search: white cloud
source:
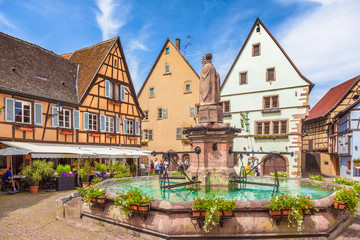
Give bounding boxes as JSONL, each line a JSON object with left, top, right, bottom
{"left": 0, "top": 12, "right": 16, "bottom": 29}
{"left": 95, "top": 0, "right": 131, "bottom": 40}
{"left": 278, "top": 0, "right": 360, "bottom": 88}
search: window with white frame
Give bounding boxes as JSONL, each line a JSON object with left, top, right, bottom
{"left": 149, "top": 87, "right": 155, "bottom": 98}
{"left": 105, "top": 116, "right": 114, "bottom": 133}
{"left": 157, "top": 108, "right": 167, "bottom": 119}
{"left": 176, "top": 128, "right": 182, "bottom": 140}
{"left": 148, "top": 129, "right": 153, "bottom": 140}
{"left": 15, "top": 100, "right": 31, "bottom": 124}
{"left": 165, "top": 64, "right": 170, "bottom": 74}
{"left": 127, "top": 120, "right": 134, "bottom": 135}
{"left": 142, "top": 129, "right": 153, "bottom": 140}
{"left": 114, "top": 84, "right": 119, "bottom": 101}
{"left": 89, "top": 113, "right": 98, "bottom": 131}
{"left": 59, "top": 109, "right": 71, "bottom": 128}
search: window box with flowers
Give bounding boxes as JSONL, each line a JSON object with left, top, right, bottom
{"left": 265, "top": 194, "right": 317, "bottom": 231}
{"left": 334, "top": 187, "right": 359, "bottom": 213}
{"left": 141, "top": 140, "right": 148, "bottom": 145}
{"left": 109, "top": 99, "right": 122, "bottom": 106}
{"left": 353, "top": 158, "right": 360, "bottom": 163}
{"left": 16, "top": 124, "right": 33, "bottom": 132}
{"left": 76, "top": 185, "right": 106, "bottom": 204}
{"left": 107, "top": 133, "right": 117, "bottom": 138}
{"left": 254, "top": 134, "right": 289, "bottom": 139}
{"left": 89, "top": 132, "right": 101, "bottom": 137}
{"left": 128, "top": 135, "right": 136, "bottom": 140}
{"left": 60, "top": 129, "right": 73, "bottom": 135}
{"left": 181, "top": 139, "right": 190, "bottom": 144}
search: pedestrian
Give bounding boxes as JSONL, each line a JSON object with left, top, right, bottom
{"left": 160, "top": 159, "right": 164, "bottom": 174}
{"left": 184, "top": 158, "right": 189, "bottom": 171}
{"left": 149, "top": 160, "right": 154, "bottom": 173}
{"left": 154, "top": 158, "right": 160, "bottom": 174}
{"left": 257, "top": 160, "right": 261, "bottom": 176}
{"left": 164, "top": 159, "right": 169, "bottom": 172}
{"left": 245, "top": 162, "right": 250, "bottom": 173}
{"left": 177, "top": 159, "right": 184, "bottom": 172}
{"left": 250, "top": 160, "right": 255, "bottom": 172}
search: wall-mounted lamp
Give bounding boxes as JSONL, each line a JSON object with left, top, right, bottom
{"left": 44, "top": 102, "right": 63, "bottom": 119}
{"left": 260, "top": 147, "right": 263, "bottom": 151}
{"left": 295, "top": 91, "right": 297, "bottom": 97}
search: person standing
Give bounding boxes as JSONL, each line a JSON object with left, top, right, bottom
{"left": 149, "top": 160, "right": 154, "bottom": 173}
{"left": 250, "top": 160, "right": 255, "bottom": 173}
{"left": 160, "top": 159, "right": 164, "bottom": 174}
{"left": 164, "top": 159, "right": 169, "bottom": 172}
{"left": 154, "top": 158, "right": 160, "bottom": 174}
{"left": 177, "top": 159, "right": 184, "bottom": 172}
{"left": 184, "top": 158, "right": 189, "bottom": 171}
{"left": 257, "top": 160, "right": 262, "bottom": 177}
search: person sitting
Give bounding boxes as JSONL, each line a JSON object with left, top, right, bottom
{"left": 3, "top": 167, "right": 12, "bottom": 183}
{"left": 244, "top": 162, "right": 250, "bottom": 173}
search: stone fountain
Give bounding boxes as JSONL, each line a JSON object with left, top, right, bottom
{"left": 184, "top": 52, "right": 240, "bottom": 186}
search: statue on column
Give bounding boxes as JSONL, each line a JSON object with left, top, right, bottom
{"left": 200, "top": 52, "right": 220, "bottom": 106}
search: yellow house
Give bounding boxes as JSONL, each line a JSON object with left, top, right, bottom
{"left": 0, "top": 33, "right": 144, "bottom": 174}
{"left": 137, "top": 38, "right": 199, "bottom": 163}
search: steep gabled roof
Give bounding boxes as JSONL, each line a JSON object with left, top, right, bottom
{"left": 306, "top": 75, "right": 360, "bottom": 121}
{"left": 0, "top": 32, "right": 78, "bottom": 103}
{"left": 59, "top": 53, "right": 73, "bottom": 60}
{"left": 69, "top": 37, "right": 117, "bottom": 100}
{"left": 137, "top": 38, "right": 199, "bottom": 97}
{"left": 221, "top": 18, "right": 314, "bottom": 91}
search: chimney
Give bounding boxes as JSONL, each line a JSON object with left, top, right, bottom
{"left": 176, "top": 38, "right": 180, "bottom": 50}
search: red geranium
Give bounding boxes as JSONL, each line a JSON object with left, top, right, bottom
{"left": 282, "top": 195, "right": 285, "bottom": 199}
{"left": 193, "top": 197, "right": 195, "bottom": 200}
{"left": 129, "top": 193, "right": 132, "bottom": 196}
{"left": 305, "top": 204, "right": 309, "bottom": 208}
{"left": 198, "top": 199, "right": 201, "bottom": 203}
{"left": 307, "top": 196, "right": 310, "bottom": 199}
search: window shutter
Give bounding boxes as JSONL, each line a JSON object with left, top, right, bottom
{"left": 189, "top": 106, "right": 195, "bottom": 117}
{"left": 162, "top": 108, "right": 167, "bottom": 119}
{"left": 83, "top": 112, "right": 89, "bottom": 130}
{"left": 105, "top": 80, "right": 110, "bottom": 98}
{"left": 34, "top": 103, "right": 43, "bottom": 125}
{"left": 135, "top": 120, "right": 139, "bottom": 135}
{"left": 73, "top": 110, "right": 80, "bottom": 129}
{"left": 123, "top": 119, "right": 128, "bottom": 135}
{"left": 114, "top": 85, "right": 119, "bottom": 101}
{"left": 116, "top": 117, "right": 120, "bottom": 133}
{"left": 109, "top": 82, "right": 113, "bottom": 98}
{"left": 4, "top": 98, "right": 15, "bottom": 122}
{"left": 120, "top": 85, "right": 126, "bottom": 102}
{"left": 100, "top": 115, "right": 106, "bottom": 132}
{"left": 149, "top": 129, "right": 153, "bottom": 140}
{"left": 51, "top": 106, "right": 59, "bottom": 127}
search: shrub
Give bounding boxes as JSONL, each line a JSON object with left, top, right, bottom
{"left": 334, "top": 187, "right": 359, "bottom": 213}
{"left": 113, "top": 187, "right": 153, "bottom": 216}
{"left": 309, "top": 174, "right": 324, "bottom": 182}
{"left": 21, "top": 160, "right": 55, "bottom": 186}
{"left": 113, "top": 173, "right": 133, "bottom": 178}
{"left": 111, "top": 162, "right": 130, "bottom": 174}
{"left": 91, "top": 177, "right": 102, "bottom": 185}
{"left": 95, "top": 162, "right": 107, "bottom": 172}
{"left": 56, "top": 164, "right": 72, "bottom": 177}
{"left": 170, "top": 171, "right": 184, "bottom": 175}
{"left": 79, "top": 160, "right": 93, "bottom": 182}
{"left": 130, "top": 162, "right": 138, "bottom": 172}
{"left": 332, "top": 176, "right": 356, "bottom": 186}
{"left": 148, "top": 172, "right": 157, "bottom": 176}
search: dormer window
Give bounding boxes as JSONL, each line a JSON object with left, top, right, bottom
{"left": 252, "top": 43, "right": 261, "bottom": 57}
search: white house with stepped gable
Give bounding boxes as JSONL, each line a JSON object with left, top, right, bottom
{"left": 220, "top": 18, "right": 314, "bottom": 177}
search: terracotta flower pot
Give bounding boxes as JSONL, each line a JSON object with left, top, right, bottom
{"left": 192, "top": 208, "right": 206, "bottom": 217}
{"left": 269, "top": 209, "right": 290, "bottom": 216}
{"left": 334, "top": 200, "right": 346, "bottom": 210}
{"left": 90, "top": 198, "right": 97, "bottom": 202}
{"left": 29, "top": 185, "right": 39, "bottom": 194}
{"left": 130, "top": 203, "right": 151, "bottom": 212}
{"left": 223, "top": 211, "right": 233, "bottom": 216}
{"left": 82, "top": 182, "right": 89, "bottom": 187}
{"left": 96, "top": 196, "right": 106, "bottom": 204}
{"left": 304, "top": 209, "right": 311, "bottom": 215}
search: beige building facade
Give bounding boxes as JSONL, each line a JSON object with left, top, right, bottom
{"left": 138, "top": 38, "right": 199, "bottom": 163}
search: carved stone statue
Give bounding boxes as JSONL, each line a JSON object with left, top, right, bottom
{"left": 200, "top": 52, "right": 220, "bottom": 105}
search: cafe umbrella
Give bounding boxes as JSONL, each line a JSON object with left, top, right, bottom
{"left": 0, "top": 147, "right": 31, "bottom": 190}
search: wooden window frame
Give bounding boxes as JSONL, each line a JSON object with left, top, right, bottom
{"left": 157, "top": 108, "right": 163, "bottom": 119}
{"left": 255, "top": 119, "right": 288, "bottom": 135}
{"left": 223, "top": 101, "right": 231, "bottom": 113}
{"left": 148, "top": 129, "right": 153, "bottom": 141}
{"left": 252, "top": 43, "right": 261, "bottom": 57}
{"left": 263, "top": 95, "right": 279, "bottom": 109}
{"left": 239, "top": 71, "right": 248, "bottom": 85}
{"left": 266, "top": 67, "right": 276, "bottom": 82}
{"left": 88, "top": 113, "right": 98, "bottom": 132}
{"left": 59, "top": 109, "right": 71, "bottom": 129}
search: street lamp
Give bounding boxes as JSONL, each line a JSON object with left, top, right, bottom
{"left": 44, "top": 102, "right": 63, "bottom": 119}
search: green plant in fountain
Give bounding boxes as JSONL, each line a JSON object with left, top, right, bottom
{"left": 192, "top": 196, "right": 236, "bottom": 233}
{"left": 20, "top": 160, "right": 55, "bottom": 186}
{"left": 130, "top": 162, "right": 138, "bottom": 172}
{"left": 113, "top": 173, "right": 133, "bottom": 178}
{"left": 76, "top": 185, "right": 105, "bottom": 204}
{"left": 171, "top": 171, "right": 184, "bottom": 175}
{"left": 309, "top": 174, "right": 325, "bottom": 182}
{"left": 113, "top": 187, "right": 153, "bottom": 217}
{"left": 334, "top": 187, "right": 359, "bottom": 213}
{"left": 270, "top": 171, "right": 288, "bottom": 177}
{"left": 332, "top": 176, "right": 357, "bottom": 186}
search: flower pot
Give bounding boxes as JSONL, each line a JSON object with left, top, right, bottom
{"left": 56, "top": 176, "right": 75, "bottom": 191}
{"left": 222, "top": 211, "right": 233, "bottom": 216}
{"left": 97, "top": 196, "right": 106, "bottom": 204}
{"left": 130, "top": 203, "right": 151, "bottom": 212}
{"left": 18, "top": 127, "right": 33, "bottom": 132}
{"left": 334, "top": 200, "right": 346, "bottom": 210}
{"left": 269, "top": 209, "right": 290, "bottom": 216}
{"left": 90, "top": 198, "right": 97, "bottom": 202}
{"left": 29, "top": 185, "right": 39, "bottom": 194}
{"left": 192, "top": 208, "right": 206, "bottom": 217}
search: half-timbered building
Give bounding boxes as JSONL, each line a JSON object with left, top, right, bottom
{"left": 303, "top": 75, "right": 360, "bottom": 176}
{"left": 0, "top": 32, "right": 145, "bottom": 175}
{"left": 220, "top": 18, "right": 314, "bottom": 177}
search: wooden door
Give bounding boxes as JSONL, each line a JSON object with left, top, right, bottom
{"left": 263, "top": 155, "right": 286, "bottom": 175}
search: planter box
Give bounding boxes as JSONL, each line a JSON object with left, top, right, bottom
{"left": 97, "top": 195, "right": 107, "bottom": 204}
{"left": 90, "top": 133, "right": 100, "bottom": 137}
{"left": 17, "top": 127, "right": 33, "bottom": 132}
{"left": 334, "top": 200, "right": 346, "bottom": 210}
{"left": 56, "top": 176, "right": 75, "bottom": 191}
{"left": 60, "top": 130, "right": 73, "bottom": 135}
{"left": 130, "top": 203, "right": 151, "bottom": 212}
{"left": 222, "top": 211, "right": 233, "bottom": 216}
{"left": 269, "top": 209, "right": 290, "bottom": 217}
{"left": 107, "top": 135, "right": 117, "bottom": 138}
{"left": 192, "top": 208, "right": 206, "bottom": 217}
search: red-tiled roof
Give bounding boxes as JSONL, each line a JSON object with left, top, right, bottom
{"left": 59, "top": 53, "right": 73, "bottom": 59}
{"left": 306, "top": 75, "right": 360, "bottom": 121}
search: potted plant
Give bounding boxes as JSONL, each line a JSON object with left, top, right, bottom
{"left": 130, "top": 162, "right": 138, "bottom": 176}
{"left": 218, "top": 197, "right": 236, "bottom": 216}
{"left": 113, "top": 172, "right": 133, "bottom": 178}
{"left": 55, "top": 164, "right": 75, "bottom": 191}
{"left": 79, "top": 160, "right": 93, "bottom": 187}
{"left": 20, "top": 160, "right": 55, "bottom": 194}
{"left": 334, "top": 187, "right": 359, "bottom": 213}
{"left": 113, "top": 187, "right": 153, "bottom": 217}
{"left": 16, "top": 124, "right": 33, "bottom": 132}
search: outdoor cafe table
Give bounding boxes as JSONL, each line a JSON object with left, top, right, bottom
{"left": 12, "top": 175, "right": 25, "bottom": 192}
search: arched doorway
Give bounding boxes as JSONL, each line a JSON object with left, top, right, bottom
{"left": 305, "top": 152, "right": 320, "bottom": 174}
{"left": 262, "top": 154, "right": 287, "bottom": 175}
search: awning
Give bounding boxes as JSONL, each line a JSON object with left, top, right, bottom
{"left": 1, "top": 141, "right": 150, "bottom": 158}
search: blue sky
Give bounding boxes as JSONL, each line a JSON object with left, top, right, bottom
{"left": 1, "top": 0, "right": 359, "bottom": 107}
